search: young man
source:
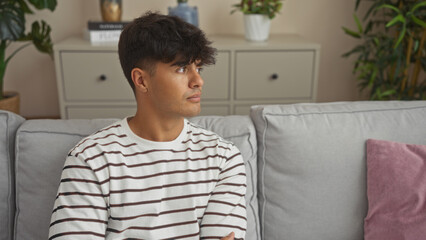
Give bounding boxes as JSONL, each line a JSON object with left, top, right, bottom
{"left": 48, "top": 12, "right": 247, "bottom": 240}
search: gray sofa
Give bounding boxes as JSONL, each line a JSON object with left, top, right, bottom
{"left": 1, "top": 101, "right": 426, "bottom": 240}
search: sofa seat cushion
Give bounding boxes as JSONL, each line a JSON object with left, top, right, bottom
{"left": 0, "top": 110, "right": 25, "bottom": 240}
{"left": 250, "top": 101, "right": 426, "bottom": 240}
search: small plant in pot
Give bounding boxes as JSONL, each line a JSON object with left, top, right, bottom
{"left": 0, "top": 0, "right": 57, "bottom": 114}
{"left": 231, "top": 0, "right": 283, "bottom": 41}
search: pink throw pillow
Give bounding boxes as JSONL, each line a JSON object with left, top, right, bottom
{"left": 364, "top": 139, "right": 426, "bottom": 240}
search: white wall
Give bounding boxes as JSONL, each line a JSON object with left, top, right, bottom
{"left": 5, "top": 0, "right": 365, "bottom": 118}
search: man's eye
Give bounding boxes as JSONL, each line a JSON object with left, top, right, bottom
{"left": 196, "top": 67, "right": 203, "bottom": 74}
{"left": 177, "top": 67, "right": 186, "bottom": 73}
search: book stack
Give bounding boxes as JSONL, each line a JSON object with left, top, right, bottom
{"left": 85, "top": 21, "right": 130, "bottom": 43}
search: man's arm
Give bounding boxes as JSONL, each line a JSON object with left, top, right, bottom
{"left": 200, "top": 145, "right": 247, "bottom": 240}
{"left": 48, "top": 155, "right": 108, "bottom": 240}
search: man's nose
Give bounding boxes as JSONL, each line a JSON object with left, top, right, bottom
{"left": 189, "top": 67, "right": 203, "bottom": 90}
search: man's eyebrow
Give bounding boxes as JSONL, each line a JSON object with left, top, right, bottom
{"left": 170, "top": 60, "right": 189, "bottom": 67}
{"left": 170, "top": 60, "right": 203, "bottom": 67}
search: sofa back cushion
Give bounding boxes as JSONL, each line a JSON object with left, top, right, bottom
{"left": 14, "top": 116, "right": 259, "bottom": 240}
{"left": 250, "top": 101, "right": 426, "bottom": 240}
{"left": 14, "top": 118, "right": 117, "bottom": 240}
{"left": 0, "top": 111, "right": 25, "bottom": 240}
{"left": 191, "top": 116, "right": 260, "bottom": 240}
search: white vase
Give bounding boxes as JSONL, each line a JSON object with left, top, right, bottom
{"left": 244, "top": 14, "right": 271, "bottom": 42}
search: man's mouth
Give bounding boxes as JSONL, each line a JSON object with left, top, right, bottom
{"left": 187, "top": 93, "right": 201, "bottom": 103}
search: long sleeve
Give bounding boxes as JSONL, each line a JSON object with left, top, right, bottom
{"left": 200, "top": 146, "right": 247, "bottom": 240}
{"left": 48, "top": 155, "right": 109, "bottom": 240}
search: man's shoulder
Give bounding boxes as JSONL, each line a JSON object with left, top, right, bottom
{"left": 68, "top": 119, "right": 126, "bottom": 157}
{"left": 186, "top": 120, "right": 235, "bottom": 148}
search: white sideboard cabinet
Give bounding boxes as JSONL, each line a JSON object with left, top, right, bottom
{"left": 54, "top": 35, "right": 320, "bottom": 119}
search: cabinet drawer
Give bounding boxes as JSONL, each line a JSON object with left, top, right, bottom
{"left": 61, "top": 51, "right": 134, "bottom": 101}
{"left": 235, "top": 51, "right": 315, "bottom": 100}
{"left": 66, "top": 106, "right": 136, "bottom": 119}
{"left": 201, "top": 51, "right": 230, "bottom": 100}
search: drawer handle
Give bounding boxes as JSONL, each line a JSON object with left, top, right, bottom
{"left": 99, "top": 74, "right": 107, "bottom": 81}
{"left": 270, "top": 73, "right": 279, "bottom": 80}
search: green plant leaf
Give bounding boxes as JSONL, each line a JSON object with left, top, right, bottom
{"left": 242, "top": 3, "right": 249, "bottom": 13}
{"left": 394, "top": 44, "right": 403, "bottom": 78}
{"left": 394, "top": 24, "right": 406, "bottom": 49}
{"left": 411, "top": 15, "right": 426, "bottom": 28}
{"left": 28, "top": 0, "right": 57, "bottom": 11}
{"left": 369, "top": 68, "right": 378, "bottom": 87}
{"left": 231, "top": 0, "right": 283, "bottom": 19}
{"left": 374, "top": 37, "right": 380, "bottom": 46}
{"left": 355, "top": 0, "right": 361, "bottom": 11}
{"left": 276, "top": 2, "right": 283, "bottom": 12}
{"left": 364, "top": 21, "right": 373, "bottom": 34}
{"left": 413, "top": 40, "right": 419, "bottom": 53}
{"left": 0, "top": 2, "right": 25, "bottom": 41}
{"left": 364, "top": 3, "right": 379, "bottom": 21}
{"left": 377, "top": 4, "right": 401, "bottom": 14}
{"left": 381, "top": 89, "right": 396, "bottom": 97}
{"left": 342, "top": 45, "right": 365, "bottom": 58}
{"left": 33, "top": 21, "right": 53, "bottom": 56}
{"left": 386, "top": 14, "right": 406, "bottom": 28}
{"left": 19, "top": 21, "right": 53, "bottom": 57}
{"left": 411, "top": 1, "right": 426, "bottom": 13}
{"left": 17, "top": 0, "right": 33, "bottom": 14}
{"left": 354, "top": 14, "right": 363, "bottom": 33}
{"left": 372, "top": 88, "right": 381, "bottom": 100}
{"left": 342, "top": 27, "right": 361, "bottom": 38}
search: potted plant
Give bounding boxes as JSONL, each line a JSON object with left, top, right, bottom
{"left": 231, "top": 0, "right": 283, "bottom": 41}
{"left": 0, "top": 0, "right": 57, "bottom": 114}
{"left": 342, "top": 0, "right": 425, "bottom": 100}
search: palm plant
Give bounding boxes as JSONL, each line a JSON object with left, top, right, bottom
{"left": 342, "top": 0, "right": 425, "bottom": 100}
{"left": 0, "top": 0, "right": 57, "bottom": 100}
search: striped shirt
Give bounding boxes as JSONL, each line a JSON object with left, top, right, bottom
{"left": 48, "top": 118, "right": 247, "bottom": 239}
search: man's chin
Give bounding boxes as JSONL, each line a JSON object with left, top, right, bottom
{"left": 182, "top": 106, "right": 201, "bottom": 118}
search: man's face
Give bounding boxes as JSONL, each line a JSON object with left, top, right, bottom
{"left": 144, "top": 59, "right": 204, "bottom": 118}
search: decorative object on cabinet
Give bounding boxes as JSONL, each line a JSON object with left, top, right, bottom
{"left": 168, "top": 0, "right": 199, "bottom": 27}
{"left": 231, "top": 0, "right": 283, "bottom": 41}
{"left": 0, "top": 0, "right": 57, "bottom": 113}
{"left": 53, "top": 35, "right": 320, "bottom": 119}
{"left": 342, "top": 0, "right": 426, "bottom": 100}
{"left": 243, "top": 14, "right": 271, "bottom": 42}
{"left": 100, "top": 0, "right": 122, "bottom": 22}
{"left": 86, "top": 21, "right": 129, "bottom": 43}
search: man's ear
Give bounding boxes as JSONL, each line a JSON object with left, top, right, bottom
{"left": 131, "top": 68, "right": 149, "bottom": 93}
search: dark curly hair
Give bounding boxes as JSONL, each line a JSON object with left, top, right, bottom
{"left": 118, "top": 11, "right": 217, "bottom": 91}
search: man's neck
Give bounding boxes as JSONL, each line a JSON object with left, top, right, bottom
{"left": 128, "top": 111, "right": 185, "bottom": 142}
